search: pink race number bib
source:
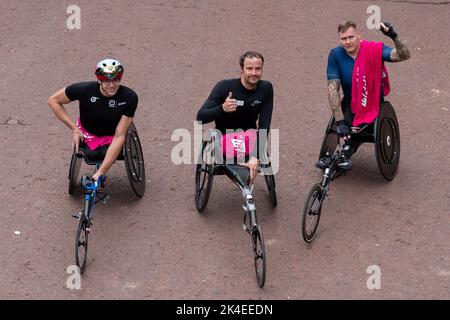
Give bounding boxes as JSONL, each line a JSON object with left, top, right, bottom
{"left": 221, "top": 129, "right": 257, "bottom": 159}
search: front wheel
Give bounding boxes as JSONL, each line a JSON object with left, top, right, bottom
{"left": 75, "top": 214, "right": 89, "bottom": 274}
{"left": 301, "top": 183, "right": 324, "bottom": 243}
{"left": 251, "top": 224, "right": 266, "bottom": 288}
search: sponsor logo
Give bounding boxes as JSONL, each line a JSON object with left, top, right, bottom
{"left": 90, "top": 96, "right": 99, "bottom": 103}
{"left": 231, "top": 138, "right": 245, "bottom": 153}
{"left": 118, "top": 102, "right": 126, "bottom": 106}
{"left": 108, "top": 100, "right": 116, "bottom": 108}
{"left": 251, "top": 100, "right": 261, "bottom": 107}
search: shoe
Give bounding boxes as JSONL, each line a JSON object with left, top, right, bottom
{"left": 337, "top": 158, "right": 352, "bottom": 172}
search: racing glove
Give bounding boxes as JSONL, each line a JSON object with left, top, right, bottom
{"left": 336, "top": 120, "right": 350, "bottom": 137}
{"left": 380, "top": 22, "right": 398, "bottom": 40}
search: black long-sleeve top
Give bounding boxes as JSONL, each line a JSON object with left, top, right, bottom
{"left": 197, "top": 78, "right": 274, "bottom": 160}
{"left": 197, "top": 78, "right": 273, "bottom": 133}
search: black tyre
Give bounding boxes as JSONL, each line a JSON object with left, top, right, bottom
{"left": 68, "top": 153, "right": 82, "bottom": 195}
{"left": 319, "top": 116, "right": 338, "bottom": 160}
{"left": 375, "top": 101, "right": 400, "bottom": 181}
{"left": 195, "top": 142, "right": 214, "bottom": 212}
{"left": 264, "top": 173, "right": 277, "bottom": 208}
{"left": 302, "top": 183, "right": 324, "bottom": 243}
{"left": 75, "top": 214, "right": 89, "bottom": 274}
{"left": 251, "top": 224, "right": 266, "bottom": 288}
{"left": 124, "top": 122, "right": 146, "bottom": 197}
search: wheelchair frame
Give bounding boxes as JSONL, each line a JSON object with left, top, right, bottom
{"left": 319, "top": 101, "right": 400, "bottom": 180}
{"left": 68, "top": 122, "right": 145, "bottom": 197}
{"left": 194, "top": 129, "right": 277, "bottom": 288}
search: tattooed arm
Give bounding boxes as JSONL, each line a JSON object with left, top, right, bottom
{"left": 380, "top": 22, "right": 411, "bottom": 62}
{"left": 390, "top": 35, "right": 411, "bottom": 62}
{"left": 328, "top": 79, "right": 344, "bottom": 121}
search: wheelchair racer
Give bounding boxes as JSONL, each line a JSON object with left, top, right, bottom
{"left": 48, "top": 58, "right": 138, "bottom": 181}
{"left": 196, "top": 51, "right": 274, "bottom": 182}
{"left": 317, "top": 21, "right": 410, "bottom": 170}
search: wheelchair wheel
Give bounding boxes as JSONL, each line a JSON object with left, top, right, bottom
{"left": 302, "top": 183, "right": 324, "bottom": 243}
{"left": 68, "top": 153, "right": 82, "bottom": 195}
{"left": 75, "top": 214, "right": 89, "bottom": 274}
{"left": 264, "top": 173, "right": 277, "bottom": 208}
{"left": 251, "top": 224, "right": 266, "bottom": 288}
{"left": 375, "top": 101, "right": 400, "bottom": 181}
{"left": 195, "top": 141, "right": 214, "bottom": 212}
{"left": 124, "top": 122, "right": 146, "bottom": 197}
{"left": 319, "top": 116, "right": 338, "bottom": 160}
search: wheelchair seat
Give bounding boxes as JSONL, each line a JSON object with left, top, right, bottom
{"left": 68, "top": 122, "right": 145, "bottom": 197}
{"left": 195, "top": 129, "right": 278, "bottom": 212}
{"left": 223, "top": 164, "right": 251, "bottom": 188}
{"left": 78, "top": 142, "right": 125, "bottom": 165}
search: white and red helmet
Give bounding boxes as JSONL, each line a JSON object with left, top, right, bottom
{"left": 95, "top": 58, "right": 124, "bottom": 81}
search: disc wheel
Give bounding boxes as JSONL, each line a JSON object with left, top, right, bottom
{"left": 68, "top": 153, "right": 82, "bottom": 195}
{"left": 124, "top": 123, "right": 146, "bottom": 197}
{"left": 302, "top": 183, "right": 324, "bottom": 243}
{"left": 375, "top": 102, "right": 400, "bottom": 181}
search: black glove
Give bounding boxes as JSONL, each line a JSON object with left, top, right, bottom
{"left": 380, "top": 22, "right": 398, "bottom": 40}
{"left": 336, "top": 120, "right": 350, "bottom": 137}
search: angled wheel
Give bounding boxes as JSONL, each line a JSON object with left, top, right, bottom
{"left": 195, "top": 141, "right": 214, "bottom": 212}
{"left": 251, "top": 225, "right": 266, "bottom": 288}
{"left": 124, "top": 122, "right": 146, "bottom": 197}
{"left": 302, "top": 183, "right": 324, "bottom": 243}
{"left": 375, "top": 101, "right": 400, "bottom": 181}
{"left": 260, "top": 149, "right": 277, "bottom": 208}
{"left": 75, "top": 214, "right": 89, "bottom": 274}
{"left": 68, "top": 153, "right": 82, "bottom": 195}
{"left": 319, "top": 116, "right": 338, "bottom": 160}
{"left": 264, "top": 173, "right": 277, "bottom": 208}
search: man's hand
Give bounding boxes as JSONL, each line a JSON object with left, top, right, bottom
{"left": 222, "top": 92, "right": 237, "bottom": 113}
{"left": 379, "top": 22, "right": 398, "bottom": 40}
{"left": 92, "top": 168, "right": 105, "bottom": 182}
{"left": 336, "top": 120, "right": 351, "bottom": 141}
{"left": 72, "top": 127, "right": 84, "bottom": 153}
{"left": 244, "top": 156, "right": 259, "bottom": 182}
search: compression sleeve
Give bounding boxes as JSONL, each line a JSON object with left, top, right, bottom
{"left": 252, "top": 82, "right": 274, "bottom": 160}
{"left": 257, "top": 82, "right": 273, "bottom": 131}
{"left": 196, "top": 80, "right": 227, "bottom": 124}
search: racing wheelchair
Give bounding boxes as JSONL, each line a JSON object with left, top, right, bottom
{"left": 68, "top": 122, "right": 145, "bottom": 197}
{"left": 302, "top": 101, "right": 400, "bottom": 243}
{"left": 318, "top": 101, "right": 400, "bottom": 181}
{"left": 194, "top": 129, "right": 277, "bottom": 288}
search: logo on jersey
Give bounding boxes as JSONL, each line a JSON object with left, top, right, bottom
{"left": 251, "top": 100, "right": 261, "bottom": 107}
{"left": 118, "top": 102, "right": 126, "bottom": 106}
{"left": 108, "top": 100, "right": 117, "bottom": 108}
{"left": 231, "top": 138, "right": 246, "bottom": 153}
{"left": 90, "top": 96, "right": 99, "bottom": 103}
